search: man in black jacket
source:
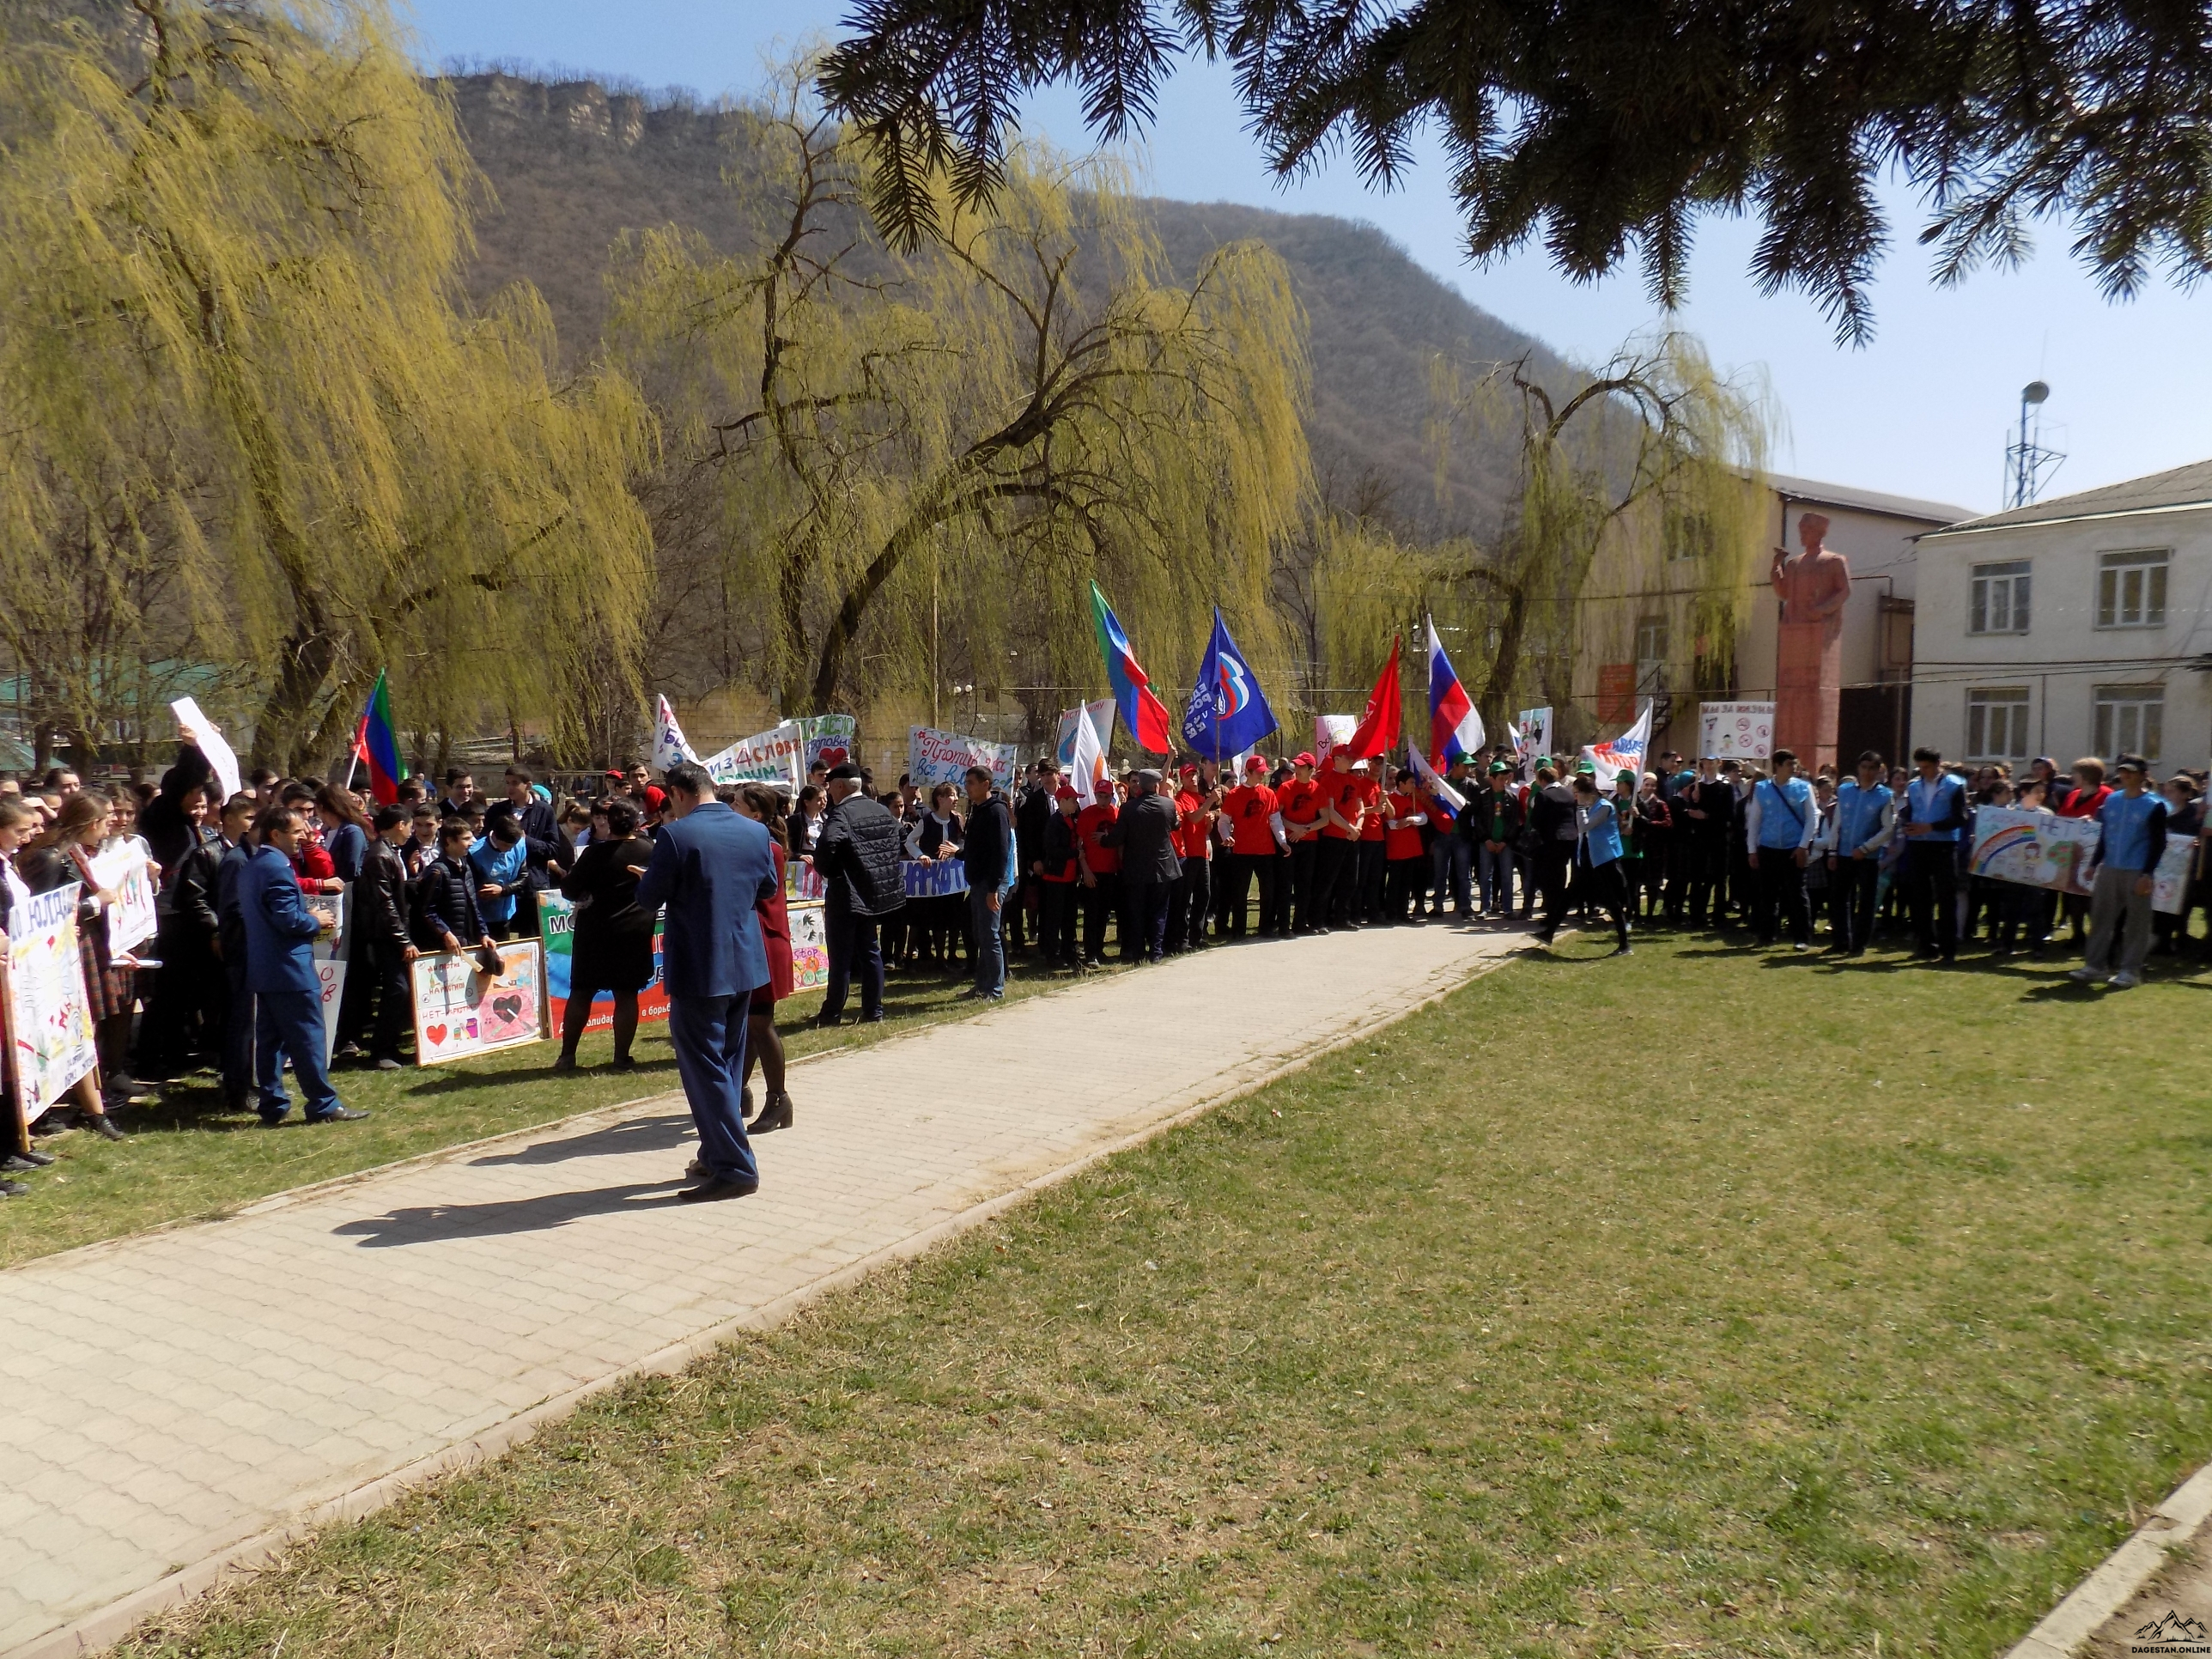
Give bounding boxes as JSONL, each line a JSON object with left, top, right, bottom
{"left": 1676, "top": 756, "right": 1739, "bottom": 927}
{"left": 960, "top": 766, "right": 1014, "bottom": 1000}
{"left": 1011, "top": 757, "right": 1059, "bottom": 957}
{"left": 812, "top": 763, "right": 906, "bottom": 1024}
{"left": 1526, "top": 766, "right": 1580, "bottom": 945}
{"left": 343, "top": 805, "right": 421, "bottom": 1068}
{"left": 1103, "top": 769, "right": 1182, "bottom": 963}
{"left": 137, "top": 787, "right": 240, "bottom": 1079}
{"left": 411, "top": 821, "right": 499, "bottom": 959}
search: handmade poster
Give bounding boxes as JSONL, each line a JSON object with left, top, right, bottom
{"left": 304, "top": 888, "right": 344, "bottom": 955}
{"left": 787, "top": 859, "right": 828, "bottom": 902}
{"left": 8, "top": 884, "right": 97, "bottom": 1119}
{"left": 1514, "top": 707, "right": 1554, "bottom": 763}
{"left": 169, "top": 696, "right": 242, "bottom": 804}
{"left": 2153, "top": 833, "right": 2198, "bottom": 915}
{"left": 1312, "top": 715, "right": 1356, "bottom": 763}
{"left": 89, "top": 843, "right": 158, "bottom": 956}
{"left": 788, "top": 902, "right": 829, "bottom": 993}
{"left": 905, "top": 858, "right": 970, "bottom": 898}
{"left": 799, "top": 714, "right": 857, "bottom": 773}
{"left": 1698, "top": 701, "right": 1775, "bottom": 762}
{"left": 409, "top": 939, "right": 547, "bottom": 1065}
{"left": 315, "top": 960, "right": 345, "bottom": 1064}
{"left": 703, "top": 720, "right": 805, "bottom": 787}
{"left": 1968, "top": 807, "right": 2101, "bottom": 896}
{"left": 535, "top": 891, "right": 670, "bottom": 1036}
{"left": 908, "top": 726, "right": 1020, "bottom": 792}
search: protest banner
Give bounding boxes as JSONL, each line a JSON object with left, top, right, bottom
{"left": 799, "top": 714, "right": 857, "bottom": 772}
{"left": 1698, "top": 701, "right": 1775, "bottom": 761}
{"left": 789, "top": 902, "right": 829, "bottom": 992}
{"left": 1312, "top": 715, "right": 1355, "bottom": 763}
{"left": 170, "top": 696, "right": 242, "bottom": 804}
{"left": 409, "top": 939, "right": 547, "bottom": 1065}
{"left": 304, "top": 889, "right": 344, "bottom": 954}
{"left": 536, "top": 890, "right": 670, "bottom": 1036}
{"left": 908, "top": 726, "right": 1020, "bottom": 792}
{"left": 8, "top": 884, "right": 97, "bottom": 1121}
{"left": 1969, "top": 807, "right": 2100, "bottom": 896}
{"left": 2154, "top": 834, "right": 2198, "bottom": 915}
{"left": 315, "top": 961, "right": 345, "bottom": 1064}
{"left": 787, "top": 858, "right": 827, "bottom": 903}
{"left": 89, "top": 843, "right": 158, "bottom": 956}
{"left": 703, "top": 720, "right": 805, "bottom": 787}
{"left": 905, "top": 858, "right": 970, "bottom": 898}
{"left": 1514, "top": 707, "right": 1554, "bottom": 761}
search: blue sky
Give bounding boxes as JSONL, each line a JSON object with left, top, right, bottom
{"left": 404, "top": 0, "right": 2212, "bottom": 514}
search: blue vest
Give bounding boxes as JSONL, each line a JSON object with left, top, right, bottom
{"left": 1833, "top": 780, "right": 1892, "bottom": 855}
{"left": 1577, "top": 798, "right": 1623, "bottom": 866}
{"left": 1906, "top": 774, "right": 1966, "bottom": 842}
{"left": 2097, "top": 789, "right": 2168, "bottom": 870}
{"left": 1753, "top": 776, "right": 1814, "bottom": 849}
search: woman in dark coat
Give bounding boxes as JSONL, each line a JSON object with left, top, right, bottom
{"left": 553, "top": 797, "right": 656, "bottom": 1071}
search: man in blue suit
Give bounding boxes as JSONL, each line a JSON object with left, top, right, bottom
{"left": 635, "top": 760, "right": 778, "bottom": 1201}
{"left": 239, "top": 805, "right": 367, "bottom": 1127}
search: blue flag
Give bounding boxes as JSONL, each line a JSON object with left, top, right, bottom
{"left": 1181, "top": 608, "right": 1279, "bottom": 760}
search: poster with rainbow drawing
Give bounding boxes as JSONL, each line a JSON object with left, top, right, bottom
{"left": 1969, "top": 807, "right": 2100, "bottom": 896}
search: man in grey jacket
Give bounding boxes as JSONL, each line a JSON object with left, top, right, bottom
{"left": 1103, "top": 769, "right": 1182, "bottom": 963}
{"left": 812, "top": 763, "right": 906, "bottom": 1024}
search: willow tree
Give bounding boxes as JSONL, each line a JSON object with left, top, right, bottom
{"left": 0, "top": 0, "right": 653, "bottom": 771}
{"left": 1428, "top": 332, "right": 1770, "bottom": 734}
{"left": 610, "top": 64, "right": 1310, "bottom": 725}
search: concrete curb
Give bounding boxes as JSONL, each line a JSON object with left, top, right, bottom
{"left": 2002, "top": 1464, "right": 2212, "bottom": 1659}
{"left": 4, "top": 940, "right": 1518, "bottom": 1659}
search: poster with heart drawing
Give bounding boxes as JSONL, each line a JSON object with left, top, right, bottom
{"left": 407, "top": 940, "right": 547, "bottom": 1066}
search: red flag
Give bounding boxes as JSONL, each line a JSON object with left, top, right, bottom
{"left": 1345, "top": 636, "right": 1403, "bottom": 758}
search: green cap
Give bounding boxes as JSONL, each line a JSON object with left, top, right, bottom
{"left": 1488, "top": 760, "right": 1512, "bottom": 775}
{"left": 1575, "top": 758, "right": 1597, "bottom": 775}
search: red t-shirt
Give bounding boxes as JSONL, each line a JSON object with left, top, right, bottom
{"left": 1077, "top": 803, "right": 1121, "bottom": 875}
{"left": 1362, "top": 784, "right": 1389, "bottom": 842}
{"left": 1221, "top": 783, "right": 1279, "bottom": 854}
{"left": 1384, "top": 789, "right": 1425, "bottom": 859}
{"left": 1323, "top": 771, "right": 1378, "bottom": 840}
{"left": 1174, "top": 791, "right": 1213, "bottom": 859}
{"left": 1278, "top": 777, "right": 1322, "bottom": 833}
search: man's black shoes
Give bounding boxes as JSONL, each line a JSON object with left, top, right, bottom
{"left": 678, "top": 1176, "right": 759, "bottom": 1203}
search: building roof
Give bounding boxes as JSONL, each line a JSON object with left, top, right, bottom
{"left": 1765, "top": 472, "right": 1976, "bottom": 528}
{"left": 1920, "top": 458, "right": 2212, "bottom": 538}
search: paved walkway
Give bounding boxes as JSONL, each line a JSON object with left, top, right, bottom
{"left": 0, "top": 922, "right": 1516, "bottom": 1657}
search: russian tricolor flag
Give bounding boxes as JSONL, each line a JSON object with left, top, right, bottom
{"left": 1090, "top": 580, "right": 1174, "bottom": 755}
{"left": 1426, "top": 617, "right": 1485, "bottom": 766}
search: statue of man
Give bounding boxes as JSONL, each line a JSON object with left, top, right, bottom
{"left": 1771, "top": 512, "right": 1851, "bottom": 639}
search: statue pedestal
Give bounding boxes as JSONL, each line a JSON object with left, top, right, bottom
{"left": 1774, "top": 619, "right": 1841, "bottom": 771}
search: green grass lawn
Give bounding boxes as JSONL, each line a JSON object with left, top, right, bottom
{"left": 1, "top": 952, "right": 1111, "bottom": 1269}
{"left": 110, "top": 931, "right": 2212, "bottom": 1657}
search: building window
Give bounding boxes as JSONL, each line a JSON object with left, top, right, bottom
{"left": 1633, "top": 615, "right": 1668, "bottom": 689}
{"left": 1966, "top": 688, "right": 2031, "bottom": 761}
{"left": 1968, "top": 560, "right": 2030, "bottom": 634}
{"left": 2094, "top": 684, "right": 2165, "bottom": 761}
{"left": 2097, "top": 550, "right": 2168, "bottom": 629}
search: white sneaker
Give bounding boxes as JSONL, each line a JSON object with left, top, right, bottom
{"left": 2109, "top": 970, "right": 2140, "bottom": 989}
{"left": 2068, "top": 966, "right": 2106, "bottom": 983}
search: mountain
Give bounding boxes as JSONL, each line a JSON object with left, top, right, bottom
{"left": 440, "top": 71, "right": 1573, "bottom": 540}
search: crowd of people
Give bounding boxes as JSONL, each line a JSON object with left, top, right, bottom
{"left": 1, "top": 726, "right": 2201, "bottom": 1200}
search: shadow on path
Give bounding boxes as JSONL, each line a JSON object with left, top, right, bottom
{"left": 333, "top": 1181, "right": 684, "bottom": 1247}
{"left": 469, "top": 1113, "right": 693, "bottom": 1168}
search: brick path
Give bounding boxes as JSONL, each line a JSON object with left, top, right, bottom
{"left": 0, "top": 923, "right": 1516, "bottom": 1657}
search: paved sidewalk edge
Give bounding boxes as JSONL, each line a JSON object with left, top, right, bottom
{"left": 5, "top": 946, "right": 1513, "bottom": 1659}
{"left": 2002, "top": 1462, "right": 2212, "bottom": 1659}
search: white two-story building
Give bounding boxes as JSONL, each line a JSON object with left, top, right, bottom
{"left": 1911, "top": 460, "right": 2212, "bottom": 769}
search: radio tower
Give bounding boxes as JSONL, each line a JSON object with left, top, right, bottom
{"left": 2004, "top": 380, "right": 2064, "bottom": 507}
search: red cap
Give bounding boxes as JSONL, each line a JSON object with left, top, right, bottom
{"left": 604, "top": 769, "right": 625, "bottom": 780}
{"left": 1244, "top": 755, "right": 1268, "bottom": 771}
{"left": 1054, "top": 786, "right": 1079, "bottom": 801}
{"left": 1179, "top": 763, "right": 1198, "bottom": 776}
{"left": 1293, "top": 751, "right": 1316, "bottom": 768}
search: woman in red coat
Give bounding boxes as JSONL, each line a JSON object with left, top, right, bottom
{"left": 733, "top": 783, "right": 795, "bottom": 1133}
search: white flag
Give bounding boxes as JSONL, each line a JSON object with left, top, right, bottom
{"left": 1059, "top": 698, "right": 1115, "bottom": 806}
{"left": 653, "top": 695, "right": 699, "bottom": 773}
{"left": 170, "top": 696, "right": 242, "bottom": 805}
{"left": 1580, "top": 702, "right": 1653, "bottom": 792}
